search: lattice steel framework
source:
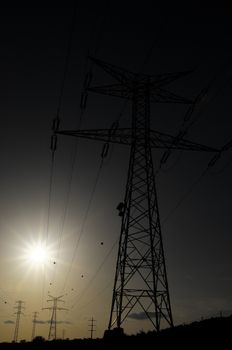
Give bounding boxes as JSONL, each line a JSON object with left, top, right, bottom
{"left": 43, "top": 295, "right": 67, "bottom": 340}
{"left": 13, "top": 300, "right": 24, "bottom": 342}
{"left": 55, "top": 57, "right": 219, "bottom": 332}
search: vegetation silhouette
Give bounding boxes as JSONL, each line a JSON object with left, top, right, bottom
{"left": 0, "top": 315, "right": 231, "bottom": 348}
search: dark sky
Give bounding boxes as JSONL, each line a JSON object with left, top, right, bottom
{"left": 0, "top": 4, "right": 232, "bottom": 341}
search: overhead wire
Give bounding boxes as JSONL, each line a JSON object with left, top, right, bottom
{"left": 60, "top": 158, "right": 104, "bottom": 294}
{"left": 156, "top": 57, "right": 232, "bottom": 176}
{"left": 153, "top": 60, "right": 232, "bottom": 231}
{"left": 161, "top": 141, "right": 232, "bottom": 227}
{"left": 41, "top": 6, "right": 78, "bottom": 308}
{"left": 56, "top": 7, "right": 78, "bottom": 118}
{"left": 50, "top": 55, "right": 94, "bottom": 289}
{"left": 45, "top": 5, "right": 110, "bottom": 296}
{"left": 161, "top": 135, "right": 232, "bottom": 226}
{"left": 207, "top": 136, "right": 232, "bottom": 175}
{"left": 50, "top": 137, "right": 80, "bottom": 288}
{"left": 41, "top": 152, "right": 55, "bottom": 308}
{"left": 73, "top": 280, "right": 112, "bottom": 315}
{"left": 70, "top": 238, "right": 118, "bottom": 310}
{"left": 161, "top": 167, "right": 209, "bottom": 226}
{"left": 56, "top": 8, "right": 110, "bottom": 295}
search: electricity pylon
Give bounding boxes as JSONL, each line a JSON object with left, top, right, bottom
{"left": 54, "top": 57, "right": 220, "bottom": 333}
{"left": 13, "top": 300, "right": 25, "bottom": 342}
{"left": 43, "top": 295, "right": 68, "bottom": 340}
{"left": 31, "top": 311, "right": 38, "bottom": 341}
{"left": 88, "top": 317, "right": 96, "bottom": 339}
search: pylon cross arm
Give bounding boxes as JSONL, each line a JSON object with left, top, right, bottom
{"left": 150, "top": 87, "right": 192, "bottom": 104}
{"left": 88, "top": 83, "right": 131, "bottom": 99}
{"left": 150, "top": 130, "right": 220, "bottom": 152}
{"left": 88, "top": 55, "right": 137, "bottom": 85}
{"left": 150, "top": 69, "right": 194, "bottom": 88}
{"left": 88, "top": 84, "right": 192, "bottom": 104}
{"left": 57, "top": 128, "right": 132, "bottom": 145}
{"left": 57, "top": 128, "right": 220, "bottom": 153}
{"left": 88, "top": 55, "right": 194, "bottom": 90}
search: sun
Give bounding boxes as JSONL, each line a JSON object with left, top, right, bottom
{"left": 26, "top": 243, "right": 48, "bottom": 266}
{"left": 29, "top": 245, "right": 47, "bottom": 264}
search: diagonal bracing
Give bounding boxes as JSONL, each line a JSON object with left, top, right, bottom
{"left": 55, "top": 57, "right": 220, "bottom": 333}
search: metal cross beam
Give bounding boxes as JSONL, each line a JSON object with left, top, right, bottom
{"left": 57, "top": 128, "right": 220, "bottom": 153}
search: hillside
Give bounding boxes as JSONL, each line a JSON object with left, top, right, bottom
{"left": 0, "top": 315, "right": 231, "bottom": 349}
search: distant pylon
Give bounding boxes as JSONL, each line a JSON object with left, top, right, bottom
{"left": 56, "top": 57, "right": 220, "bottom": 333}
{"left": 43, "top": 295, "right": 68, "bottom": 340}
{"left": 31, "top": 311, "right": 38, "bottom": 340}
{"left": 88, "top": 317, "right": 96, "bottom": 339}
{"left": 13, "top": 300, "right": 25, "bottom": 342}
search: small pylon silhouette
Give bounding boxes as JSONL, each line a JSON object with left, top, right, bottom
{"left": 43, "top": 295, "right": 68, "bottom": 340}
{"left": 13, "top": 300, "right": 25, "bottom": 342}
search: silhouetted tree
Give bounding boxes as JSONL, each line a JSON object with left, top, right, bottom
{"left": 32, "top": 335, "right": 45, "bottom": 343}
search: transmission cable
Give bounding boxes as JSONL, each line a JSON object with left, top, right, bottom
{"left": 50, "top": 56, "right": 92, "bottom": 289}
{"left": 41, "top": 154, "right": 55, "bottom": 309}
{"left": 70, "top": 237, "right": 118, "bottom": 309}
{"left": 44, "top": 5, "right": 108, "bottom": 297}
{"left": 41, "top": 6, "right": 78, "bottom": 308}
{"left": 72, "top": 280, "right": 112, "bottom": 315}
{"left": 161, "top": 147, "right": 227, "bottom": 226}
{"left": 60, "top": 158, "right": 105, "bottom": 294}
{"left": 56, "top": 7, "right": 78, "bottom": 118}
{"left": 156, "top": 57, "right": 232, "bottom": 176}
{"left": 54, "top": 8, "right": 110, "bottom": 294}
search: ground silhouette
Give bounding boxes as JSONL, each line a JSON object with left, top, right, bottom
{"left": 0, "top": 315, "right": 231, "bottom": 349}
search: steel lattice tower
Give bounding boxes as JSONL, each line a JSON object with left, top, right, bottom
{"left": 31, "top": 311, "right": 38, "bottom": 341}
{"left": 43, "top": 295, "right": 67, "bottom": 340}
{"left": 13, "top": 300, "right": 24, "bottom": 342}
{"left": 55, "top": 57, "right": 219, "bottom": 333}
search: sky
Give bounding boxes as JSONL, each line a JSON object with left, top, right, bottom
{"left": 0, "top": 4, "right": 232, "bottom": 342}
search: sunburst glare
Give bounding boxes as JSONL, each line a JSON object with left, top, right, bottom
{"left": 25, "top": 243, "right": 48, "bottom": 265}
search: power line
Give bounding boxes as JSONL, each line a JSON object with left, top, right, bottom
{"left": 48, "top": 5, "right": 109, "bottom": 296}
{"left": 156, "top": 57, "right": 232, "bottom": 177}
{"left": 41, "top": 154, "right": 55, "bottom": 309}
{"left": 161, "top": 145, "right": 228, "bottom": 226}
{"left": 42, "top": 6, "right": 78, "bottom": 308}
{"left": 56, "top": 6, "right": 78, "bottom": 118}
{"left": 74, "top": 280, "right": 112, "bottom": 314}
{"left": 60, "top": 159, "right": 105, "bottom": 293}
{"left": 162, "top": 167, "right": 209, "bottom": 225}
{"left": 71, "top": 238, "right": 118, "bottom": 309}
{"left": 50, "top": 138, "right": 80, "bottom": 288}
{"left": 47, "top": 6, "right": 77, "bottom": 244}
